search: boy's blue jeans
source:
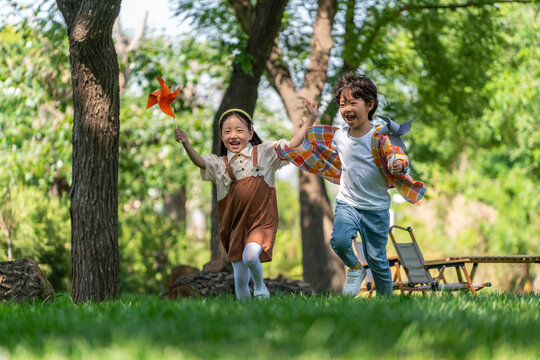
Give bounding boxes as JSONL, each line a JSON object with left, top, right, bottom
{"left": 330, "top": 200, "right": 393, "bottom": 296}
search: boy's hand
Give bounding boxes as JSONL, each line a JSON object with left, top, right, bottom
{"left": 175, "top": 128, "right": 188, "bottom": 144}
{"left": 305, "top": 100, "right": 318, "bottom": 122}
{"left": 274, "top": 144, "right": 287, "bottom": 161}
{"left": 390, "top": 160, "right": 403, "bottom": 176}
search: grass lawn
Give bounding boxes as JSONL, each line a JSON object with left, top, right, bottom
{"left": 1, "top": 292, "right": 539, "bottom": 359}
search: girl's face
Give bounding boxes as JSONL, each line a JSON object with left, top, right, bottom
{"left": 339, "top": 91, "right": 374, "bottom": 133}
{"left": 220, "top": 114, "right": 254, "bottom": 153}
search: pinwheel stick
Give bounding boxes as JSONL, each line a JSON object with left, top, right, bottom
{"left": 173, "top": 118, "right": 184, "bottom": 153}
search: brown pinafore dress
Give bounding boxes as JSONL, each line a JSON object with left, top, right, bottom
{"left": 217, "top": 145, "right": 279, "bottom": 263}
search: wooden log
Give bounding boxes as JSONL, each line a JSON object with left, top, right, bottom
{"left": 164, "top": 269, "right": 314, "bottom": 299}
{"left": 0, "top": 258, "right": 55, "bottom": 302}
{"left": 165, "top": 265, "right": 202, "bottom": 299}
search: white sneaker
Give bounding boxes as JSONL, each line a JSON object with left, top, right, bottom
{"left": 342, "top": 267, "right": 366, "bottom": 296}
{"left": 253, "top": 288, "right": 270, "bottom": 299}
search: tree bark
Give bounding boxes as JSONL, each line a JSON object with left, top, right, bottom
{"left": 208, "top": 0, "right": 289, "bottom": 262}
{"left": 0, "top": 258, "right": 55, "bottom": 302}
{"left": 163, "top": 186, "right": 187, "bottom": 223}
{"left": 56, "top": 0, "right": 121, "bottom": 302}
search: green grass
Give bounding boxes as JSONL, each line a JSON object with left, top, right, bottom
{"left": 1, "top": 293, "right": 539, "bottom": 359}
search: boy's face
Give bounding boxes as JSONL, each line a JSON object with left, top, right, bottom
{"left": 339, "top": 91, "right": 374, "bottom": 132}
{"left": 220, "top": 114, "right": 254, "bottom": 153}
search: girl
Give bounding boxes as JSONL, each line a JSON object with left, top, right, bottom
{"left": 175, "top": 102, "right": 317, "bottom": 300}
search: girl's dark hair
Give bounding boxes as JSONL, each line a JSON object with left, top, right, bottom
{"left": 333, "top": 72, "right": 378, "bottom": 120}
{"left": 218, "top": 109, "right": 263, "bottom": 156}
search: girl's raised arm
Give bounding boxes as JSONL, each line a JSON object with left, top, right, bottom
{"left": 175, "top": 128, "right": 206, "bottom": 169}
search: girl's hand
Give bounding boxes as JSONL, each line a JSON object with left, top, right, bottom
{"left": 175, "top": 128, "right": 188, "bottom": 144}
{"left": 305, "top": 99, "right": 318, "bottom": 120}
{"left": 390, "top": 160, "right": 404, "bottom": 176}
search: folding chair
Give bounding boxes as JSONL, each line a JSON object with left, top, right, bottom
{"left": 389, "top": 225, "right": 490, "bottom": 295}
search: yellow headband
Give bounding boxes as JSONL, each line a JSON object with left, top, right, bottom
{"left": 218, "top": 108, "right": 252, "bottom": 125}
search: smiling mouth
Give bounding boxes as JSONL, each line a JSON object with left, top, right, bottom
{"left": 345, "top": 114, "right": 356, "bottom": 122}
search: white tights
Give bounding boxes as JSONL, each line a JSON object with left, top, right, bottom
{"left": 231, "top": 242, "right": 268, "bottom": 300}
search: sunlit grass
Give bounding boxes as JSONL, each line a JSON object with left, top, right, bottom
{"left": 1, "top": 293, "right": 539, "bottom": 359}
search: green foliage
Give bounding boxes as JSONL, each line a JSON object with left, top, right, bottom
{"left": 0, "top": 19, "right": 72, "bottom": 189}
{"left": 0, "top": 187, "right": 70, "bottom": 292}
{"left": 118, "top": 201, "right": 210, "bottom": 294}
{"left": 370, "top": 5, "right": 539, "bottom": 263}
{"left": 479, "top": 6, "right": 540, "bottom": 176}
{"left": 1, "top": 294, "right": 539, "bottom": 359}
{"left": 363, "top": 5, "right": 502, "bottom": 170}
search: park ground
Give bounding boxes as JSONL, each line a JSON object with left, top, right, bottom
{"left": 1, "top": 292, "right": 539, "bottom": 359}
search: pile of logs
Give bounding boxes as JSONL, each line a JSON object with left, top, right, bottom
{"left": 164, "top": 261, "right": 313, "bottom": 299}
{"left": 0, "top": 258, "right": 55, "bottom": 302}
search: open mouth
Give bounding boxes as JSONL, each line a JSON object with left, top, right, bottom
{"left": 344, "top": 114, "right": 356, "bottom": 122}
{"left": 228, "top": 140, "right": 242, "bottom": 150}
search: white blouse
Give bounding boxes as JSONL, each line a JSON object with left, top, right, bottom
{"left": 201, "top": 140, "right": 290, "bottom": 201}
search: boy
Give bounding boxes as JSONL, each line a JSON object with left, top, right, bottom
{"left": 330, "top": 72, "right": 423, "bottom": 296}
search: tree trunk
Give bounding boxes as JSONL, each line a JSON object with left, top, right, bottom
{"left": 56, "top": 0, "right": 122, "bottom": 302}
{"left": 265, "top": 0, "right": 345, "bottom": 291}
{"left": 298, "top": 171, "right": 344, "bottom": 291}
{"left": 163, "top": 186, "right": 187, "bottom": 223}
{"left": 208, "top": 0, "right": 288, "bottom": 262}
{"left": 0, "top": 258, "right": 55, "bottom": 302}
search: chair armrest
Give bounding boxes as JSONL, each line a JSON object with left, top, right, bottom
{"left": 424, "top": 259, "right": 467, "bottom": 269}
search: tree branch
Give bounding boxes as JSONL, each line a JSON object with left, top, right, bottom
{"left": 265, "top": 0, "right": 339, "bottom": 127}
{"left": 396, "top": 0, "right": 532, "bottom": 13}
{"left": 228, "top": 0, "right": 253, "bottom": 33}
{"left": 302, "top": 0, "right": 338, "bottom": 96}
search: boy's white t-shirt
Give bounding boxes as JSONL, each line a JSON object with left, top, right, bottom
{"left": 332, "top": 126, "right": 390, "bottom": 210}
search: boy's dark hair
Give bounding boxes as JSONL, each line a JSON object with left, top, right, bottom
{"left": 218, "top": 109, "right": 263, "bottom": 156}
{"left": 333, "top": 72, "right": 378, "bottom": 120}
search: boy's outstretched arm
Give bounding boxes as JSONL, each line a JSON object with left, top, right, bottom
{"left": 175, "top": 128, "right": 206, "bottom": 169}
{"left": 289, "top": 100, "right": 318, "bottom": 148}
{"left": 382, "top": 138, "right": 408, "bottom": 177}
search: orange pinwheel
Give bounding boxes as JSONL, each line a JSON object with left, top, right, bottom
{"left": 146, "top": 76, "right": 181, "bottom": 122}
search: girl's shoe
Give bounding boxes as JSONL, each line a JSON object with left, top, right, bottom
{"left": 253, "top": 288, "right": 270, "bottom": 299}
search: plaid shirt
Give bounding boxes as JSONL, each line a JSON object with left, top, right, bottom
{"left": 279, "top": 125, "right": 426, "bottom": 204}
